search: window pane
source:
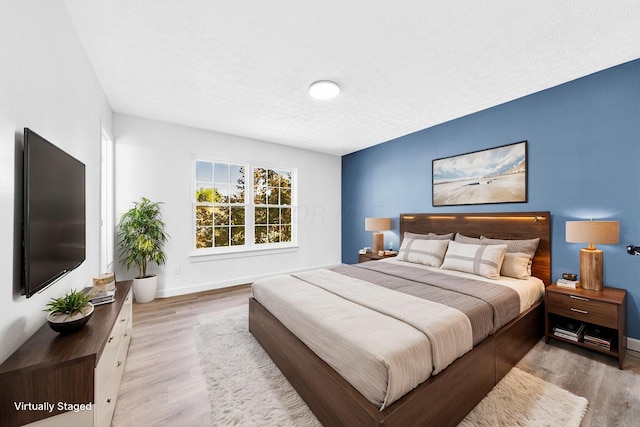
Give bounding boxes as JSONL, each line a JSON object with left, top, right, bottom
{"left": 214, "top": 184, "right": 229, "bottom": 203}
{"left": 230, "top": 206, "right": 245, "bottom": 225}
{"left": 267, "top": 187, "right": 279, "bottom": 204}
{"left": 255, "top": 226, "right": 267, "bottom": 244}
{"left": 231, "top": 227, "right": 245, "bottom": 246}
{"left": 281, "top": 225, "right": 292, "bottom": 242}
{"left": 196, "top": 227, "right": 213, "bottom": 248}
{"left": 196, "top": 161, "right": 213, "bottom": 182}
{"left": 214, "top": 227, "right": 229, "bottom": 247}
{"left": 279, "top": 170, "right": 291, "bottom": 188}
{"left": 214, "top": 163, "right": 229, "bottom": 182}
{"left": 196, "top": 206, "right": 214, "bottom": 227}
{"left": 230, "top": 185, "right": 244, "bottom": 203}
{"left": 254, "top": 190, "right": 266, "bottom": 204}
{"left": 269, "top": 225, "right": 281, "bottom": 243}
{"left": 268, "top": 207, "right": 280, "bottom": 225}
{"left": 214, "top": 206, "right": 230, "bottom": 225}
{"left": 254, "top": 168, "right": 266, "bottom": 187}
{"left": 206, "top": 187, "right": 222, "bottom": 203}
{"left": 230, "top": 165, "right": 244, "bottom": 185}
{"left": 268, "top": 169, "right": 278, "bottom": 183}
{"left": 255, "top": 207, "right": 267, "bottom": 224}
{"left": 280, "top": 188, "right": 291, "bottom": 205}
{"left": 196, "top": 186, "right": 213, "bottom": 203}
{"left": 281, "top": 208, "right": 291, "bottom": 224}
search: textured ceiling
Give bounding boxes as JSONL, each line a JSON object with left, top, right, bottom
{"left": 64, "top": 1, "right": 640, "bottom": 155}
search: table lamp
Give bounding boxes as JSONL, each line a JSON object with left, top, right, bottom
{"left": 365, "top": 217, "right": 391, "bottom": 253}
{"left": 566, "top": 220, "right": 619, "bottom": 291}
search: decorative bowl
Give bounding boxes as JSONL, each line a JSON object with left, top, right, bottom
{"left": 47, "top": 302, "right": 94, "bottom": 334}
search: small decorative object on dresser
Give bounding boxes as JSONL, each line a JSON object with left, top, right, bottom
{"left": 565, "top": 220, "right": 619, "bottom": 291}
{"left": 93, "top": 272, "right": 116, "bottom": 292}
{"left": 545, "top": 284, "right": 627, "bottom": 369}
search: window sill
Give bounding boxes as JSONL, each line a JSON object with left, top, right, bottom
{"left": 189, "top": 244, "right": 299, "bottom": 262}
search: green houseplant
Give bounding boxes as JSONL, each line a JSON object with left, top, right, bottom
{"left": 117, "top": 197, "right": 169, "bottom": 303}
{"left": 45, "top": 289, "right": 94, "bottom": 333}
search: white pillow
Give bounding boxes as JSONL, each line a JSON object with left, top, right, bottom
{"left": 398, "top": 237, "right": 450, "bottom": 267}
{"left": 480, "top": 237, "right": 540, "bottom": 279}
{"left": 441, "top": 241, "right": 507, "bottom": 279}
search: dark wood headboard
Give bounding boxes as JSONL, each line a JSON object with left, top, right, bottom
{"left": 400, "top": 211, "right": 552, "bottom": 286}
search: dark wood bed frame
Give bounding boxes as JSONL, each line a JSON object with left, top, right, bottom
{"left": 249, "top": 211, "right": 551, "bottom": 426}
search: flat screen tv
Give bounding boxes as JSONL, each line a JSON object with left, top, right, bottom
{"left": 23, "top": 128, "right": 86, "bottom": 298}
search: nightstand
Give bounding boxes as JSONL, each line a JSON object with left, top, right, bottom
{"left": 545, "top": 284, "right": 627, "bottom": 369}
{"left": 358, "top": 252, "right": 397, "bottom": 263}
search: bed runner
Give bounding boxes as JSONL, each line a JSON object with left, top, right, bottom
{"left": 331, "top": 262, "right": 520, "bottom": 344}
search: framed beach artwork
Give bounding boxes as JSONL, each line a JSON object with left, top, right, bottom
{"left": 432, "top": 141, "right": 528, "bottom": 207}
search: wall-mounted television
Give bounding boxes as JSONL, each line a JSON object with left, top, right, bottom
{"left": 22, "top": 128, "right": 86, "bottom": 298}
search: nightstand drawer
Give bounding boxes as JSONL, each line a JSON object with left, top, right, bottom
{"left": 547, "top": 292, "right": 618, "bottom": 329}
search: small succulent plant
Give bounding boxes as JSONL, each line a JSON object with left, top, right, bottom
{"left": 44, "top": 289, "right": 91, "bottom": 318}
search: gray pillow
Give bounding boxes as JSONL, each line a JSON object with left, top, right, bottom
{"left": 404, "top": 231, "right": 454, "bottom": 240}
{"left": 454, "top": 233, "right": 481, "bottom": 244}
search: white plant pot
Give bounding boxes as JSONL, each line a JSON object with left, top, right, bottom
{"left": 133, "top": 275, "right": 158, "bottom": 303}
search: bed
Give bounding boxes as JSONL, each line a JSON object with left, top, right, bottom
{"left": 249, "top": 211, "right": 551, "bottom": 426}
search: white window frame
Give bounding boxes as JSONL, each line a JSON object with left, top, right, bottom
{"left": 190, "top": 155, "right": 298, "bottom": 258}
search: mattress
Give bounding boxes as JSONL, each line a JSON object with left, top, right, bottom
{"left": 251, "top": 259, "right": 544, "bottom": 410}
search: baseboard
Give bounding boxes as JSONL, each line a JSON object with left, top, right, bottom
{"left": 627, "top": 337, "right": 640, "bottom": 353}
{"left": 155, "top": 263, "right": 339, "bottom": 298}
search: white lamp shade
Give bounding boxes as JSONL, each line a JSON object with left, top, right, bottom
{"left": 566, "top": 221, "right": 619, "bottom": 245}
{"left": 365, "top": 217, "right": 391, "bottom": 232}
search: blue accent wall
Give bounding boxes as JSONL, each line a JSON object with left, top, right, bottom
{"left": 342, "top": 59, "right": 640, "bottom": 339}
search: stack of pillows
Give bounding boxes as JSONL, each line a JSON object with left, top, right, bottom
{"left": 396, "top": 231, "right": 540, "bottom": 280}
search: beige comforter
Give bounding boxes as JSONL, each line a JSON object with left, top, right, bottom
{"left": 252, "top": 269, "right": 473, "bottom": 409}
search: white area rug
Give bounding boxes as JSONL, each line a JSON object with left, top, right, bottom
{"left": 195, "top": 306, "right": 588, "bottom": 426}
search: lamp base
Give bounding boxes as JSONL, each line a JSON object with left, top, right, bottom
{"left": 579, "top": 248, "right": 603, "bottom": 291}
{"left": 372, "top": 232, "right": 384, "bottom": 254}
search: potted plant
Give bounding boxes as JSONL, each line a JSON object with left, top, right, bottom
{"left": 117, "top": 197, "right": 169, "bottom": 303}
{"left": 45, "top": 289, "right": 94, "bottom": 334}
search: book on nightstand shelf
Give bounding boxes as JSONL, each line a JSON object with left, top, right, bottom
{"left": 553, "top": 321, "right": 585, "bottom": 342}
{"left": 583, "top": 326, "right": 612, "bottom": 350}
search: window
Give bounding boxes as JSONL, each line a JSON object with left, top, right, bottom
{"left": 193, "top": 158, "right": 296, "bottom": 253}
{"left": 253, "top": 167, "right": 293, "bottom": 244}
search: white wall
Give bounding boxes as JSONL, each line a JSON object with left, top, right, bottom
{"left": 0, "top": 1, "right": 112, "bottom": 363}
{"left": 113, "top": 114, "right": 341, "bottom": 296}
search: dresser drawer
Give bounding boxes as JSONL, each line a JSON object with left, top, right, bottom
{"left": 95, "top": 289, "right": 132, "bottom": 402}
{"left": 547, "top": 291, "right": 618, "bottom": 329}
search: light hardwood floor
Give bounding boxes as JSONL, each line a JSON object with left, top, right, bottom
{"left": 112, "top": 286, "right": 640, "bottom": 426}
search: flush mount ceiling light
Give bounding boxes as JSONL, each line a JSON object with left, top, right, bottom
{"left": 308, "top": 80, "right": 340, "bottom": 100}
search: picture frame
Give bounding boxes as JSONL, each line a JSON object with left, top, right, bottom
{"left": 432, "top": 140, "right": 527, "bottom": 207}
